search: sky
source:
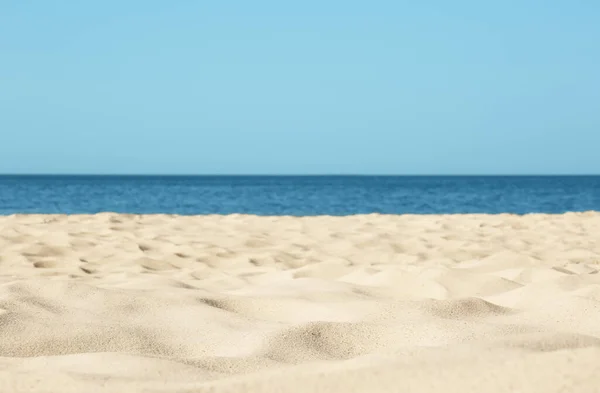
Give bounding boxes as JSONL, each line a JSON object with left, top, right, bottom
{"left": 1, "top": 1, "right": 599, "bottom": 175}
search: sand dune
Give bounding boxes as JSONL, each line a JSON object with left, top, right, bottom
{"left": 1, "top": 213, "right": 600, "bottom": 392}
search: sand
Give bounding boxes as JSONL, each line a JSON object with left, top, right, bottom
{"left": 1, "top": 212, "right": 600, "bottom": 392}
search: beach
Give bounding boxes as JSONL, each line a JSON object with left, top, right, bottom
{"left": 1, "top": 212, "right": 600, "bottom": 392}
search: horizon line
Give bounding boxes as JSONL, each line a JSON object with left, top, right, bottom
{"left": 1, "top": 173, "right": 599, "bottom": 177}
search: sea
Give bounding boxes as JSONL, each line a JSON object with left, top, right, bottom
{"left": 0, "top": 175, "right": 599, "bottom": 216}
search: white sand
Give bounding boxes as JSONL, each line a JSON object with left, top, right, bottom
{"left": 1, "top": 213, "right": 600, "bottom": 392}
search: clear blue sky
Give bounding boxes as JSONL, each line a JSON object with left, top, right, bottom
{"left": 1, "top": 1, "right": 598, "bottom": 175}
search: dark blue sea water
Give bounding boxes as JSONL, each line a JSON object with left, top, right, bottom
{"left": 0, "top": 176, "right": 599, "bottom": 216}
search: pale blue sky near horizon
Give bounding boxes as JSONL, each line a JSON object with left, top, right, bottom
{"left": 1, "top": 1, "right": 599, "bottom": 175}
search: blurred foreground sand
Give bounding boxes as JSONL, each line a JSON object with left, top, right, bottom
{"left": 1, "top": 213, "right": 600, "bottom": 392}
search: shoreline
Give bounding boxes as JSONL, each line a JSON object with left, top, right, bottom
{"left": 1, "top": 210, "right": 599, "bottom": 217}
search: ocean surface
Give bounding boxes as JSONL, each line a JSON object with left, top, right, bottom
{"left": 0, "top": 176, "right": 599, "bottom": 216}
